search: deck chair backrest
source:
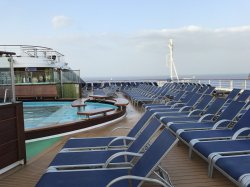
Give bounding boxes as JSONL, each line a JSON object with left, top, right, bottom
{"left": 185, "top": 93, "right": 203, "bottom": 106}
{"left": 131, "top": 128, "right": 177, "bottom": 187}
{"left": 127, "top": 118, "right": 162, "bottom": 154}
{"left": 185, "top": 85, "right": 195, "bottom": 92}
{"left": 197, "top": 86, "right": 208, "bottom": 94}
{"left": 127, "top": 111, "right": 153, "bottom": 137}
{"left": 215, "top": 101, "right": 246, "bottom": 124}
{"left": 194, "top": 95, "right": 213, "bottom": 111}
{"left": 172, "top": 91, "right": 185, "bottom": 101}
{"left": 204, "top": 86, "right": 215, "bottom": 95}
{"left": 179, "top": 83, "right": 186, "bottom": 91}
{"left": 191, "top": 85, "right": 201, "bottom": 93}
{"left": 160, "top": 87, "right": 171, "bottom": 96}
{"left": 232, "top": 108, "right": 250, "bottom": 132}
{"left": 181, "top": 92, "right": 195, "bottom": 103}
{"left": 204, "top": 98, "right": 226, "bottom": 116}
{"left": 226, "top": 88, "right": 241, "bottom": 101}
{"left": 236, "top": 90, "right": 250, "bottom": 102}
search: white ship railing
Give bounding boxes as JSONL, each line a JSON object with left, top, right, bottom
{"left": 177, "top": 79, "right": 250, "bottom": 90}
{"left": 85, "top": 79, "right": 250, "bottom": 91}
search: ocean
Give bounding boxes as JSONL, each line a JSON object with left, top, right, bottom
{"left": 83, "top": 73, "right": 249, "bottom": 81}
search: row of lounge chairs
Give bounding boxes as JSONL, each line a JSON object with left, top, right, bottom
{"left": 91, "top": 82, "right": 157, "bottom": 98}
{"left": 36, "top": 83, "right": 250, "bottom": 186}
{"left": 138, "top": 85, "right": 250, "bottom": 186}
{"left": 123, "top": 82, "right": 217, "bottom": 107}
{"left": 36, "top": 111, "right": 178, "bottom": 186}
{"left": 86, "top": 81, "right": 157, "bottom": 90}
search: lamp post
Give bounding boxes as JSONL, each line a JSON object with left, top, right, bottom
{"left": 9, "top": 56, "right": 16, "bottom": 102}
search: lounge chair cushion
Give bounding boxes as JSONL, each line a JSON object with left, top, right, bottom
{"left": 169, "top": 122, "right": 214, "bottom": 133}
{"left": 216, "top": 155, "right": 250, "bottom": 181}
{"left": 50, "top": 149, "right": 125, "bottom": 166}
{"left": 194, "top": 139, "right": 250, "bottom": 158}
{"left": 63, "top": 110, "right": 153, "bottom": 149}
{"left": 179, "top": 129, "right": 234, "bottom": 143}
{"left": 36, "top": 168, "right": 129, "bottom": 187}
{"left": 63, "top": 137, "right": 121, "bottom": 148}
{"left": 160, "top": 116, "right": 201, "bottom": 125}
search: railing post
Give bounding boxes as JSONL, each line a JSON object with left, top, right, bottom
{"left": 9, "top": 57, "right": 16, "bottom": 102}
{"left": 230, "top": 80, "right": 233, "bottom": 90}
{"left": 245, "top": 80, "right": 247, "bottom": 89}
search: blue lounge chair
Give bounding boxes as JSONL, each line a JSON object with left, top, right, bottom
{"left": 190, "top": 134, "right": 250, "bottom": 176}
{"left": 157, "top": 98, "right": 226, "bottom": 125}
{"left": 133, "top": 85, "right": 183, "bottom": 106}
{"left": 203, "top": 86, "right": 215, "bottom": 95}
{"left": 225, "top": 88, "right": 241, "bottom": 103}
{"left": 143, "top": 90, "right": 186, "bottom": 110}
{"left": 62, "top": 110, "right": 154, "bottom": 151}
{"left": 222, "top": 89, "right": 250, "bottom": 109}
{"left": 49, "top": 118, "right": 163, "bottom": 167}
{"left": 168, "top": 101, "right": 246, "bottom": 134}
{"left": 178, "top": 108, "right": 250, "bottom": 146}
{"left": 148, "top": 94, "right": 213, "bottom": 116}
{"left": 147, "top": 92, "right": 203, "bottom": 112}
{"left": 36, "top": 128, "right": 178, "bottom": 187}
{"left": 143, "top": 83, "right": 199, "bottom": 110}
{"left": 211, "top": 154, "right": 250, "bottom": 186}
{"left": 236, "top": 90, "right": 250, "bottom": 102}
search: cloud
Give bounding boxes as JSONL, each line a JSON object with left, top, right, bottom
{"left": 51, "top": 16, "right": 72, "bottom": 29}
{"left": 129, "top": 25, "right": 250, "bottom": 76}
{"left": 214, "top": 26, "right": 250, "bottom": 33}
{"left": 2, "top": 25, "right": 249, "bottom": 79}
{"left": 41, "top": 25, "right": 250, "bottom": 78}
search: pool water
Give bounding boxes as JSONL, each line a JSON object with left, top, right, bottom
{"left": 23, "top": 101, "right": 117, "bottom": 129}
{"left": 26, "top": 137, "right": 61, "bottom": 160}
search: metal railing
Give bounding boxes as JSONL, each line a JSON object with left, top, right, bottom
{"left": 178, "top": 79, "right": 250, "bottom": 90}
{"left": 61, "top": 70, "right": 82, "bottom": 83}
{"left": 84, "top": 78, "right": 250, "bottom": 91}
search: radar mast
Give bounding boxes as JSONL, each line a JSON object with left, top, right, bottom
{"left": 168, "top": 39, "right": 179, "bottom": 81}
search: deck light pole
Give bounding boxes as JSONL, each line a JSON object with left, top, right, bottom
{"left": 9, "top": 56, "right": 16, "bottom": 102}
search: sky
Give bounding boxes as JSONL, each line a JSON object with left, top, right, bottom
{"left": 0, "top": 0, "right": 250, "bottom": 79}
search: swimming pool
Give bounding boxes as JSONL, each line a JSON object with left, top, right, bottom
{"left": 23, "top": 101, "right": 117, "bottom": 129}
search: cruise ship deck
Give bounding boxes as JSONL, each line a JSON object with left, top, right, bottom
{"left": 0, "top": 96, "right": 236, "bottom": 187}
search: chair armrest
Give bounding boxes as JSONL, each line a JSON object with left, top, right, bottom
{"left": 107, "top": 137, "right": 136, "bottom": 148}
{"left": 165, "top": 101, "right": 173, "bottom": 106}
{"left": 198, "top": 113, "right": 214, "bottom": 122}
{"left": 104, "top": 152, "right": 142, "bottom": 168}
{"left": 170, "top": 102, "right": 184, "bottom": 109}
{"left": 232, "top": 127, "right": 250, "bottom": 140}
{"left": 188, "top": 109, "right": 204, "bottom": 117}
{"left": 179, "top": 106, "right": 192, "bottom": 112}
{"left": 211, "top": 119, "right": 232, "bottom": 130}
{"left": 240, "top": 174, "right": 250, "bottom": 187}
{"left": 110, "top": 127, "right": 131, "bottom": 135}
{"left": 107, "top": 175, "right": 170, "bottom": 187}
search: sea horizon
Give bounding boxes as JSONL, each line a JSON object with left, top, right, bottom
{"left": 82, "top": 73, "right": 249, "bottom": 81}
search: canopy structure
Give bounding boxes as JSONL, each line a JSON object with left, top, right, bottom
{"left": 0, "top": 51, "right": 16, "bottom": 56}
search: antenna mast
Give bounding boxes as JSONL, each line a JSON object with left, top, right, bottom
{"left": 168, "top": 39, "right": 179, "bottom": 81}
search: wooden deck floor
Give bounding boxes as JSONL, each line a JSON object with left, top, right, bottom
{"left": 0, "top": 97, "right": 236, "bottom": 187}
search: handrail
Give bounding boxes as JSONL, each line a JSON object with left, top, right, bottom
{"left": 85, "top": 78, "right": 250, "bottom": 91}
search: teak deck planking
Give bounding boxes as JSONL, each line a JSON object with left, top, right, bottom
{"left": 0, "top": 96, "right": 236, "bottom": 187}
